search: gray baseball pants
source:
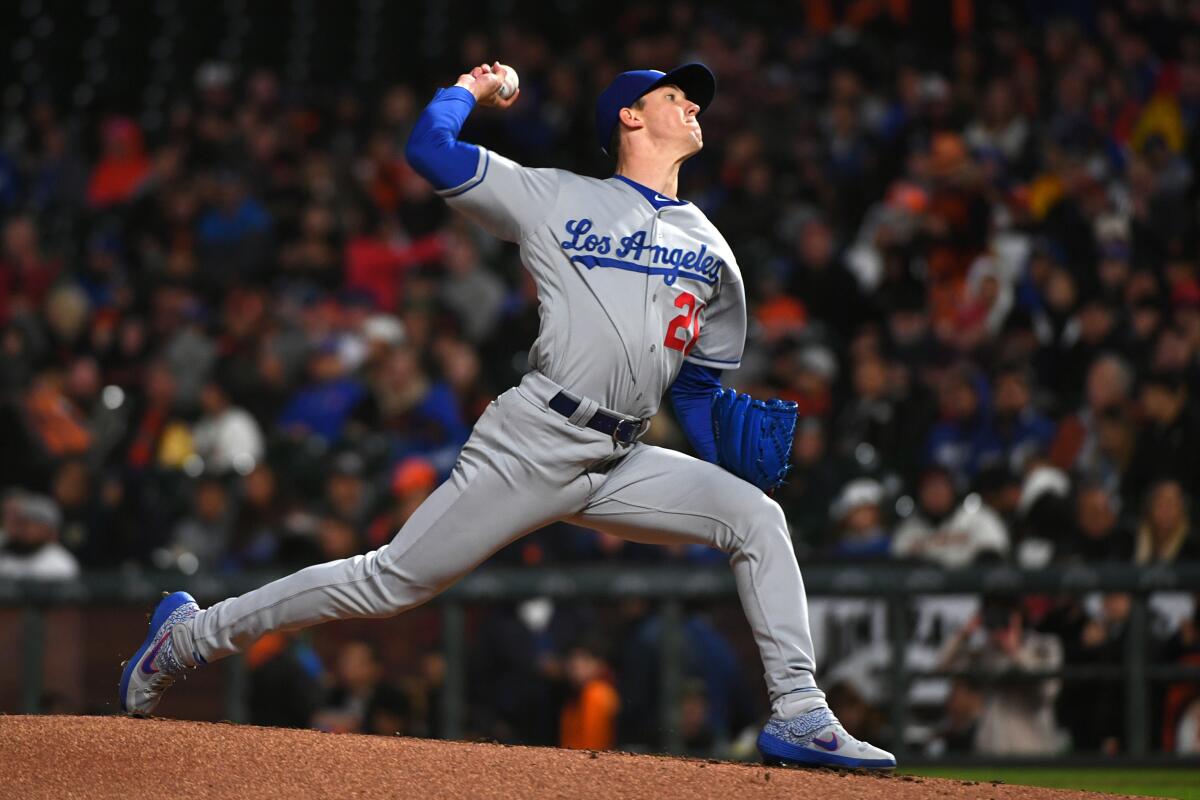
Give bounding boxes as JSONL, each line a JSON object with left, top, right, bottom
{"left": 175, "top": 371, "right": 824, "bottom": 714}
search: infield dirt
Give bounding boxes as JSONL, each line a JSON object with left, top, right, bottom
{"left": 0, "top": 715, "right": 1150, "bottom": 799}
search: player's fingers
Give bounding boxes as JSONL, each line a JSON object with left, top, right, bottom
{"left": 494, "top": 91, "right": 515, "bottom": 108}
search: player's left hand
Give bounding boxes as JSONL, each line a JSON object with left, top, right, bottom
{"left": 711, "top": 388, "right": 798, "bottom": 494}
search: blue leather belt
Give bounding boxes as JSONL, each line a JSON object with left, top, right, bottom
{"left": 548, "top": 391, "right": 644, "bottom": 444}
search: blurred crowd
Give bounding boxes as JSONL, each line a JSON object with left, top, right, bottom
{"left": 229, "top": 596, "right": 759, "bottom": 758}
{"left": 3, "top": 0, "right": 1200, "bottom": 757}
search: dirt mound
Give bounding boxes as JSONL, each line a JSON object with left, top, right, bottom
{"left": 1, "top": 715, "right": 1141, "bottom": 799}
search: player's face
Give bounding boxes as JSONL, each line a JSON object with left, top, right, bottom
{"left": 638, "top": 85, "right": 703, "bottom": 155}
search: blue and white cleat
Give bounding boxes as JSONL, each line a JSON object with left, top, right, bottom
{"left": 119, "top": 591, "right": 201, "bottom": 715}
{"left": 758, "top": 707, "right": 897, "bottom": 769}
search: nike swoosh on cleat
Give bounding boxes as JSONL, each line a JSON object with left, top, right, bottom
{"left": 139, "top": 629, "right": 172, "bottom": 675}
{"left": 812, "top": 733, "right": 839, "bottom": 751}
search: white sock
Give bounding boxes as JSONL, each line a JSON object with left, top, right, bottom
{"left": 773, "top": 688, "right": 828, "bottom": 719}
{"left": 170, "top": 618, "right": 200, "bottom": 668}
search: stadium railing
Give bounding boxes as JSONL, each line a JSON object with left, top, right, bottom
{"left": 4, "top": 563, "right": 1200, "bottom": 766}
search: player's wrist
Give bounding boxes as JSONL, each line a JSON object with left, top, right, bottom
{"left": 453, "top": 79, "right": 482, "bottom": 101}
{"left": 448, "top": 83, "right": 480, "bottom": 105}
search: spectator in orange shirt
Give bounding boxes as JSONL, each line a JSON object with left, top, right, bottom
{"left": 559, "top": 640, "right": 620, "bottom": 751}
{"left": 24, "top": 368, "right": 92, "bottom": 459}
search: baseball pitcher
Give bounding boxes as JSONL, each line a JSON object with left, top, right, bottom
{"left": 120, "top": 61, "right": 896, "bottom": 769}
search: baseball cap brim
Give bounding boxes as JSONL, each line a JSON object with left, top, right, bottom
{"left": 646, "top": 63, "right": 716, "bottom": 113}
{"left": 596, "top": 62, "right": 716, "bottom": 155}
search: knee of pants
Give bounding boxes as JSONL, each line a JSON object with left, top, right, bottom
{"left": 369, "top": 550, "right": 445, "bottom": 614}
{"left": 732, "top": 495, "right": 793, "bottom": 555}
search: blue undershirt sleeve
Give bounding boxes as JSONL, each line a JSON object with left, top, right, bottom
{"left": 669, "top": 361, "right": 723, "bottom": 464}
{"left": 404, "top": 86, "right": 482, "bottom": 191}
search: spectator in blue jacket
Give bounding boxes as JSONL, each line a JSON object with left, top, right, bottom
{"left": 924, "top": 366, "right": 999, "bottom": 478}
{"left": 991, "top": 364, "right": 1056, "bottom": 473}
{"left": 277, "top": 340, "right": 366, "bottom": 444}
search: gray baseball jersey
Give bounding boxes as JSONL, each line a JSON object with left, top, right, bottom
{"left": 175, "top": 146, "right": 826, "bottom": 721}
{"left": 441, "top": 148, "right": 747, "bottom": 419}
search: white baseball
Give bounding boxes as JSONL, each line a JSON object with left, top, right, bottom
{"left": 497, "top": 65, "right": 519, "bottom": 99}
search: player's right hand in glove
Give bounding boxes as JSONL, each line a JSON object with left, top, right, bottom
{"left": 711, "top": 388, "right": 798, "bottom": 493}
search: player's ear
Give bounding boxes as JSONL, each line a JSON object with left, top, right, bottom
{"left": 619, "top": 106, "right": 644, "bottom": 131}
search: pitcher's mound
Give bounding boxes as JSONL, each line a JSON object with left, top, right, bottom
{"left": 1, "top": 715, "right": 1141, "bottom": 799}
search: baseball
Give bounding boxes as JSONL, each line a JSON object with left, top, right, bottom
{"left": 497, "top": 65, "right": 519, "bottom": 99}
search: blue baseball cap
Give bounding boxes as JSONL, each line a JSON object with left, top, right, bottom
{"left": 595, "top": 63, "right": 716, "bottom": 155}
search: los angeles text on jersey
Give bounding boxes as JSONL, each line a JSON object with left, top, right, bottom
{"left": 559, "top": 218, "right": 723, "bottom": 287}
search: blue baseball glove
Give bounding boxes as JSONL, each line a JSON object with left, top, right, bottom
{"left": 711, "top": 388, "right": 798, "bottom": 493}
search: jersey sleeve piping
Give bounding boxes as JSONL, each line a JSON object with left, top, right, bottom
{"left": 437, "top": 148, "right": 491, "bottom": 198}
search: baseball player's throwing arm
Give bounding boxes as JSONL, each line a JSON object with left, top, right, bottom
{"left": 405, "top": 62, "right": 518, "bottom": 190}
{"left": 406, "top": 62, "right": 559, "bottom": 244}
{"left": 404, "top": 61, "right": 518, "bottom": 192}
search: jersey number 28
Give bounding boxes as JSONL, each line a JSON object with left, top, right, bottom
{"left": 664, "top": 291, "right": 704, "bottom": 356}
